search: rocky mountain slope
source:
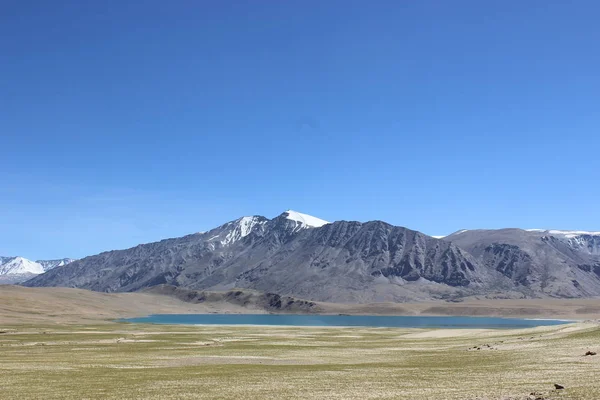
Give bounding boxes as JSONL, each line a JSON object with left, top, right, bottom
{"left": 37, "top": 258, "right": 77, "bottom": 272}
{"left": 23, "top": 211, "right": 512, "bottom": 302}
{"left": 144, "top": 285, "right": 320, "bottom": 313}
{"left": 444, "top": 229, "right": 600, "bottom": 298}
{"left": 0, "top": 257, "right": 75, "bottom": 284}
{"left": 22, "top": 212, "right": 600, "bottom": 301}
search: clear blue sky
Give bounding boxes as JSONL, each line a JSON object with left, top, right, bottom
{"left": 2, "top": 1, "right": 599, "bottom": 259}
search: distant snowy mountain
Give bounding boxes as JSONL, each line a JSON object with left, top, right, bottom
{"left": 0, "top": 256, "right": 75, "bottom": 284}
{"left": 0, "top": 257, "right": 44, "bottom": 275}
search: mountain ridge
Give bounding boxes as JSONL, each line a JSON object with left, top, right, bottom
{"left": 444, "top": 228, "right": 600, "bottom": 298}
{"left": 22, "top": 210, "right": 600, "bottom": 302}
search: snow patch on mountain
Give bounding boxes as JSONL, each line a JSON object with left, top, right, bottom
{"left": 526, "top": 229, "right": 600, "bottom": 238}
{"left": 208, "top": 216, "right": 268, "bottom": 247}
{"left": 222, "top": 216, "right": 265, "bottom": 245}
{"left": 36, "top": 258, "right": 77, "bottom": 272}
{"left": 283, "top": 210, "right": 329, "bottom": 228}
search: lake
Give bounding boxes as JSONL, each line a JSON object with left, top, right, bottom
{"left": 122, "top": 314, "right": 571, "bottom": 329}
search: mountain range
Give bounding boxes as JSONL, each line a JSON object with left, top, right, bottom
{"left": 21, "top": 210, "right": 600, "bottom": 302}
{"left": 0, "top": 257, "right": 76, "bottom": 284}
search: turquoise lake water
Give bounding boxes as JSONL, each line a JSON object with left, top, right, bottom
{"left": 122, "top": 314, "right": 570, "bottom": 329}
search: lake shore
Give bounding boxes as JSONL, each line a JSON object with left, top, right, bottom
{"left": 1, "top": 285, "right": 600, "bottom": 325}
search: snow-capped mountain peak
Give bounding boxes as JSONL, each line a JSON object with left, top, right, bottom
{"left": 203, "top": 212, "right": 328, "bottom": 249}
{"left": 0, "top": 256, "right": 44, "bottom": 275}
{"left": 283, "top": 210, "right": 329, "bottom": 228}
{"left": 0, "top": 256, "right": 76, "bottom": 283}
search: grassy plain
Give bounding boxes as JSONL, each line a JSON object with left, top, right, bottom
{"left": 1, "top": 285, "right": 599, "bottom": 399}
{"left": 1, "top": 321, "right": 599, "bottom": 399}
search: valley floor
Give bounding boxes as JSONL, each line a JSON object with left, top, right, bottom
{"left": 1, "top": 286, "right": 599, "bottom": 399}
{"left": 1, "top": 322, "right": 599, "bottom": 399}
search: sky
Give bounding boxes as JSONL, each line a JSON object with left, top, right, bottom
{"left": 1, "top": 1, "right": 599, "bottom": 260}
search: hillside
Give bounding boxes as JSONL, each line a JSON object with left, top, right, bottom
{"left": 23, "top": 211, "right": 600, "bottom": 302}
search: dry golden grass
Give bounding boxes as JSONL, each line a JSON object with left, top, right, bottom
{"left": 0, "top": 285, "right": 260, "bottom": 325}
{"left": 1, "top": 322, "right": 599, "bottom": 400}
